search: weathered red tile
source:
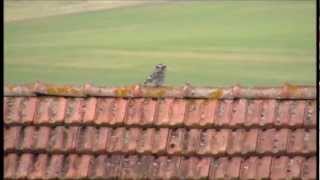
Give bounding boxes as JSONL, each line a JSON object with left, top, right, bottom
{"left": 180, "top": 157, "right": 210, "bottom": 179}
{"left": 289, "top": 101, "right": 306, "bottom": 127}
{"left": 140, "top": 99, "right": 157, "bottom": 125}
{"left": 184, "top": 99, "right": 202, "bottom": 127}
{"left": 303, "top": 129, "right": 316, "bottom": 154}
{"left": 275, "top": 101, "right": 290, "bottom": 126}
{"left": 21, "top": 126, "right": 36, "bottom": 150}
{"left": 35, "top": 126, "right": 51, "bottom": 151}
{"left": 95, "top": 98, "right": 113, "bottom": 125}
{"left": 169, "top": 99, "right": 187, "bottom": 126}
{"left": 121, "top": 129, "right": 129, "bottom": 152}
{"left": 140, "top": 156, "right": 155, "bottom": 178}
{"left": 110, "top": 98, "right": 128, "bottom": 124}
{"left": 3, "top": 97, "right": 8, "bottom": 120}
{"left": 156, "top": 98, "right": 173, "bottom": 125}
{"left": 302, "top": 157, "right": 316, "bottom": 180}
{"left": 212, "top": 157, "right": 228, "bottom": 179}
{"left": 110, "top": 98, "right": 128, "bottom": 125}
{"left": 148, "top": 156, "right": 161, "bottom": 179}
{"left": 65, "top": 154, "right": 79, "bottom": 178}
{"left": 185, "top": 129, "right": 200, "bottom": 154}
{"left": 94, "top": 155, "right": 106, "bottom": 178}
{"left": 270, "top": 156, "right": 289, "bottom": 179}
{"left": 106, "top": 128, "right": 125, "bottom": 153}
{"left": 230, "top": 99, "right": 247, "bottom": 127}
{"left": 195, "top": 157, "right": 211, "bottom": 179}
{"left": 64, "top": 126, "right": 80, "bottom": 152}
{"left": 4, "top": 154, "right": 18, "bottom": 179}
{"left": 125, "top": 99, "right": 143, "bottom": 125}
{"left": 5, "top": 126, "right": 21, "bottom": 151}
{"left": 198, "top": 99, "right": 218, "bottom": 127}
{"left": 82, "top": 97, "right": 97, "bottom": 123}
{"left": 29, "top": 154, "right": 48, "bottom": 179}
{"left": 260, "top": 100, "right": 277, "bottom": 126}
{"left": 227, "top": 157, "right": 242, "bottom": 179}
{"left": 167, "top": 128, "right": 187, "bottom": 154}
{"left": 20, "top": 97, "right": 37, "bottom": 124}
{"left": 78, "top": 155, "right": 94, "bottom": 178}
{"left": 214, "top": 100, "right": 232, "bottom": 126}
{"left": 122, "top": 128, "right": 140, "bottom": 153}
{"left": 210, "top": 129, "right": 230, "bottom": 155}
{"left": 138, "top": 128, "right": 154, "bottom": 153}
{"left": 256, "top": 156, "right": 272, "bottom": 179}
{"left": 4, "top": 127, "right": 9, "bottom": 149}
{"left": 81, "top": 126, "right": 97, "bottom": 152}
{"left": 288, "top": 129, "right": 304, "bottom": 154}
{"left": 34, "top": 98, "right": 51, "bottom": 124}
{"left": 104, "top": 155, "right": 122, "bottom": 178}
{"left": 179, "top": 157, "right": 191, "bottom": 179}
{"left": 242, "top": 129, "right": 258, "bottom": 154}
{"left": 138, "top": 155, "right": 155, "bottom": 179}
{"left": 152, "top": 128, "right": 169, "bottom": 153}
{"left": 178, "top": 157, "right": 190, "bottom": 179}
{"left": 158, "top": 156, "right": 181, "bottom": 179}
{"left": 49, "top": 126, "right": 66, "bottom": 152}
{"left": 5, "top": 97, "right": 22, "bottom": 123}
{"left": 198, "top": 129, "right": 212, "bottom": 155}
{"left": 257, "top": 129, "right": 274, "bottom": 154}
{"left": 227, "top": 129, "right": 245, "bottom": 155}
{"left": 16, "top": 153, "right": 34, "bottom": 179}
{"left": 245, "top": 100, "right": 263, "bottom": 127}
{"left": 95, "top": 127, "right": 110, "bottom": 152}
{"left": 96, "top": 98, "right": 127, "bottom": 125}
{"left": 287, "top": 157, "right": 304, "bottom": 179}
{"left": 240, "top": 157, "right": 258, "bottom": 179}
{"left": 304, "top": 100, "right": 316, "bottom": 127}
{"left": 208, "top": 158, "right": 217, "bottom": 179}
{"left": 48, "top": 97, "right": 67, "bottom": 124}
{"left": 65, "top": 98, "right": 83, "bottom": 124}
{"left": 273, "top": 128, "right": 289, "bottom": 153}
{"left": 120, "top": 155, "right": 139, "bottom": 179}
{"left": 47, "top": 154, "right": 64, "bottom": 179}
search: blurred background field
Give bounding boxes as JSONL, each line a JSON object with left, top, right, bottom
{"left": 4, "top": 0, "right": 315, "bottom": 86}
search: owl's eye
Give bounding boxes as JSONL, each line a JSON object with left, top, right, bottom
{"left": 156, "top": 64, "right": 166, "bottom": 69}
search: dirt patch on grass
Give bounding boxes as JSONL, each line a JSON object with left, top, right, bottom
{"left": 5, "top": 0, "right": 160, "bottom": 22}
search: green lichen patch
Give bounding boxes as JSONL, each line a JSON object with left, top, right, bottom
{"left": 113, "top": 85, "right": 138, "bottom": 97}
{"left": 46, "top": 85, "right": 82, "bottom": 96}
{"left": 284, "top": 83, "right": 300, "bottom": 96}
{"left": 209, "top": 89, "right": 223, "bottom": 99}
{"left": 143, "top": 86, "right": 174, "bottom": 98}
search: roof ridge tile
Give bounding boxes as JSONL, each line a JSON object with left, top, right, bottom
{"left": 4, "top": 82, "right": 316, "bottom": 99}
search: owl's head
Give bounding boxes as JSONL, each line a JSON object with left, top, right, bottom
{"left": 155, "top": 64, "right": 167, "bottom": 70}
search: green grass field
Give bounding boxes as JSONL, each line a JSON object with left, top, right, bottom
{"left": 4, "top": 1, "right": 316, "bottom": 87}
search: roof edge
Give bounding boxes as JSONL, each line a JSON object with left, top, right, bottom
{"left": 4, "top": 82, "right": 316, "bottom": 99}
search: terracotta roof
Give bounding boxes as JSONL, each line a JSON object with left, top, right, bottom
{"left": 4, "top": 83, "right": 317, "bottom": 179}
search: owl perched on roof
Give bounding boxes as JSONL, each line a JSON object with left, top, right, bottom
{"left": 144, "top": 64, "right": 167, "bottom": 87}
